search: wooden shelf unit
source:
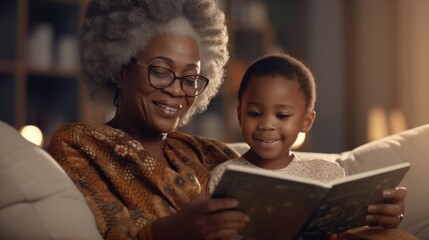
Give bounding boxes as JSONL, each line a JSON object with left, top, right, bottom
{"left": 0, "top": 0, "right": 275, "bottom": 144}
{"left": 0, "top": 0, "right": 88, "bottom": 145}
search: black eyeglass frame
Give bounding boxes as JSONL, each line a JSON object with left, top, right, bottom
{"left": 130, "top": 57, "right": 209, "bottom": 97}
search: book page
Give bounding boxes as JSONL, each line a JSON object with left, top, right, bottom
{"left": 297, "top": 162, "right": 410, "bottom": 238}
{"left": 212, "top": 168, "right": 329, "bottom": 240}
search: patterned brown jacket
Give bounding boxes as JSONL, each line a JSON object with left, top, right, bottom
{"left": 48, "top": 122, "right": 237, "bottom": 239}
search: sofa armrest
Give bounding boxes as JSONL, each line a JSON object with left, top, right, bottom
{"left": 337, "top": 124, "right": 429, "bottom": 238}
{"left": 0, "top": 121, "right": 102, "bottom": 240}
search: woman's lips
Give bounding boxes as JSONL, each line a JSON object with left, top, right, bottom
{"left": 154, "top": 102, "right": 182, "bottom": 112}
{"left": 153, "top": 101, "right": 184, "bottom": 118}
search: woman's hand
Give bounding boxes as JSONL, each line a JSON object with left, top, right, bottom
{"left": 365, "top": 187, "right": 407, "bottom": 228}
{"left": 152, "top": 195, "right": 249, "bottom": 240}
{"left": 328, "top": 187, "right": 407, "bottom": 240}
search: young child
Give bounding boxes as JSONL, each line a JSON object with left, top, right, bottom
{"left": 208, "top": 53, "right": 345, "bottom": 193}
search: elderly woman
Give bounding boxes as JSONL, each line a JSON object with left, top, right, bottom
{"left": 48, "top": 0, "right": 409, "bottom": 239}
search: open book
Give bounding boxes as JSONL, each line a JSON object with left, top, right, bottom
{"left": 211, "top": 162, "right": 410, "bottom": 240}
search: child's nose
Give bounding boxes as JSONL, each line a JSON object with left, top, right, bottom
{"left": 258, "top": 116, "right": 276, "bottom": 130}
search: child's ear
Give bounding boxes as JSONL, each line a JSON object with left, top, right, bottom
{"left": 301, "top": 111, "right": 316, "bottom": 133}
{"left": 237, "top": 102, "right": 242, "bottom": 127}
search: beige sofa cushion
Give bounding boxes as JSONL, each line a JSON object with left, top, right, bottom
{"left": 227, "top": 124, "right": 429, "bottom": 239}
{"left": 0, "top": 121, "right": 102, "bottom": 240}
{"left": 335, "top": 124, "right": 429, "bottom": 239}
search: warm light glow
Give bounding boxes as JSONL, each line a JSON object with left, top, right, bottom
{"left": 367, "top": 106, "right": 389, "bottom": 141}
{"left": 389, "top": 109, "right": 407, "bottom": 134}
{"left": 20, "top": 125, "right": 43, "bottom": 146}
{"left": 367, "top": 107, "right": 408, "bottom": 141}
{"left": 291, "top": 132, "right": 306, "bottom": 150}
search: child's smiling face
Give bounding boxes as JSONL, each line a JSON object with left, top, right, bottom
{"left": 238, "top": 74, "right": 315, "bottom": 168}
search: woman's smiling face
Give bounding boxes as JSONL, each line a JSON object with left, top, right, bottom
{"left": 117, "top": 34, "right": 201, "bottom": 135}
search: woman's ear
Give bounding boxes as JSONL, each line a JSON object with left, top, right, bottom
{"left": 115, "top": 65, "right": 127, "bottom": 88}
{"left": 301, "top": 110, "right": 316, "bottom": 133}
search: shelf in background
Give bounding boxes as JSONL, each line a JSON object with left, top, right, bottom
{"left": 27, "top": 66, "right": 80, "bottom": 78}
{"left": 0, "top": 0, "right": 87, "bottom": 139}
{"left": 0, "top": 60, "right": 17, "bottom": 74}
{"left": 0, "top": 0, "right": 18, "bottom": 61}
{"left": 0, "top": 73, "right": 17, "bottom": 126}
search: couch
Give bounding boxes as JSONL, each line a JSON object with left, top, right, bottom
{"left": 0, "top": 121, "right": 102, "bottom": 240}
{"left": 1, "top": 120, "right": 428, "bottom": 239}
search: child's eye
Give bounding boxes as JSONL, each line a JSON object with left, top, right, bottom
{"left": 277, "top": 113, "right": 291, "bottom": 119}
{"left": 247, "top": 111, "right": 261, "bottom": 117}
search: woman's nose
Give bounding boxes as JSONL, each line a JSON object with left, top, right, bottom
{"left": 162, "top": 78, "right": 186, "bottom": 97}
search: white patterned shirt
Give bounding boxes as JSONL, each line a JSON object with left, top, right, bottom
{"left": 208, "top": 155, "right": 345, "bottom": 193}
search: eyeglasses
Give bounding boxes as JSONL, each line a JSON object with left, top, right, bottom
{"left": 130, "top": 58, "right": 209, "bottom": 97}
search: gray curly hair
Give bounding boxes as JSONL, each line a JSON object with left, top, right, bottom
{"left": 80, "top": 0, "right": 229, "bottom": 125}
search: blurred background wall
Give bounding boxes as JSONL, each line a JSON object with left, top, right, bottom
{"left": 187, "top": 0, "right": 429, "bottom": 152}
{"left": 1, "top": 0, "right": 428, "bottom": 152}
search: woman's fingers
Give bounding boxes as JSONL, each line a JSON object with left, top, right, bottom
{"left": 203, "top": 209, "right": 250, "bottom": 226}
{"left": 175, "top": 196, "right": 249, "bottom": 239}
{"left": 366, "top": 213, "right": 403, "bottom": 228}
{"left": 365, "top": 187, "right": 407, "bottom": 228}
{"left": 201, "top": 197, "right": 240, "bottom": 214}
{"left": 382, "top": 187, "right": 407, "bottom": 205}
{"left": 205, "top": 220, "right": 248, "bottom": 239}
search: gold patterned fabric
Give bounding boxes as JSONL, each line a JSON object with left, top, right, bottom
{"left": 47, "top": 122, "right": 238, "bottom": 240}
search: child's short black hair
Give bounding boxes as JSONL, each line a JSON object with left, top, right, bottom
{"left": 237, "top": 53, "right": 316, "bottom": 112}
